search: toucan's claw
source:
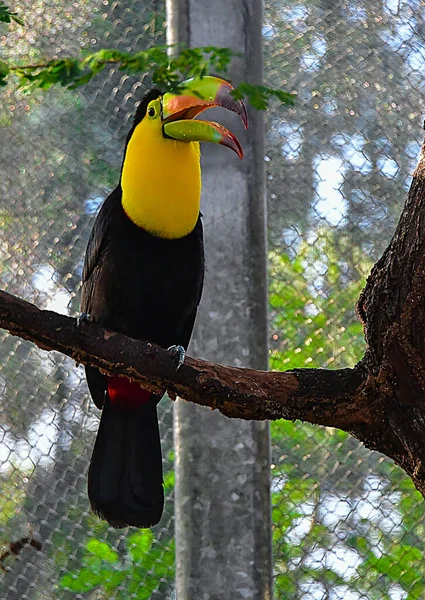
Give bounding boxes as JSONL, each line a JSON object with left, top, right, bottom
{"left": 167, "top": 345, "right": 186, "bottom": 371}
{"left": 77, "top": 312, "right": 91, "bottom": 327}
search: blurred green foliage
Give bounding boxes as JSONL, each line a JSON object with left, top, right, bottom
{"left": 60, "top": 531, "right": 174, "bottom": 598}
{"left": 269, "top": 228, "right": 368, "bottom": 371}
{"left": 58, "top": 471, "right": 175, "bottom": 598}
{"left": 58, "top": 462, "right": 175, "bottom": 598}
{"left": 269, "top": 228, "right": 425, "bottom": 598}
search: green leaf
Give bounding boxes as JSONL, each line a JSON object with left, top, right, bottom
{"left": 346, "top": 534, "right": 371, "bottom": 555}
{"left": 0, "top": 59, "right": 9, "bottom": 86}
{"left": 275, "top": 573, "right": 297, "bottom": 595}
{"left": 103, "top": 570, "right": 126, "bottom": 591}
{"left": 86, "top": 539, "right": 119, "bottom": 563}
{"left": 0, "top": 2, "right": 24, "bottom": 25}
{"left": 232, "top": 82, "right": 295, "bottom": 110}
{"left": 59, "top": 568, "right": 104, "bottom": 592}
{"left": 127, "top": 529, "right": 154, "bottom": 563}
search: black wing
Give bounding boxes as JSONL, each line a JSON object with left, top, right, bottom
{"left": 81, "top": 188, "right": 121, "bottom": 409}
{"left": 81, "top": 187, "right": 121, "bottom": 316}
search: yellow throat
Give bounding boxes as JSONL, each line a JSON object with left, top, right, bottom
{"left": 121, "top": 118, "right": 201, "bottom": 239}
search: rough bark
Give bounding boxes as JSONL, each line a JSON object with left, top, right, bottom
{"left": 2, "top": 144, "right": 425, "bottom": 495}
{"left": 356, "top": 143, "right": 425, "bottom": 494}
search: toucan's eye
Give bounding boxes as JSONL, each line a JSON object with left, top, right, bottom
{"left": 148, "top": 106, "right": 155, "bottom": 118}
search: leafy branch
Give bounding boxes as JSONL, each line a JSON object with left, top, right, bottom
{"left": 0, "top": 2, "right": 293, "bottom": 108}
{"left": 0, "top": 46, "right": 295, "bottom": 110}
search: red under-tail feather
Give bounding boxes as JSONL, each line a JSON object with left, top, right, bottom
{"left": 88, "top": 378, "right": 164, "bottom": 528}
{"left": 107, "top": 376, "right": 152, "bottom": 407}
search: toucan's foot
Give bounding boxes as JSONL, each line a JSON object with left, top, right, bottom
{"left": 167, "top": 345, "right": 186, "bottom": 371}
{"left": 77, "top": 312, "right": 91, "bottom": 327}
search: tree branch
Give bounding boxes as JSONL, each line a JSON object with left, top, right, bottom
{"left": 0, "top": 289, "right": 368, "bottom": 428}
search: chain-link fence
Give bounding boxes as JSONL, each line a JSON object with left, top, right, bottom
{"left": 264, "top": 1, "right": 425, "bottom": 598}
{"left": 0, "top": 2, "right": 175, "bottom": 598}
{"left": 1, "top": 0, "right": 425, "bottom": 598}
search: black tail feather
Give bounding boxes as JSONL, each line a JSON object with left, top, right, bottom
{"left": 88, "top": 397, "right": 164, "bottom": 528}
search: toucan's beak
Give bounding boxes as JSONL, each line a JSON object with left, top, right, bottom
{"left": 162, "top": 76, "right": 248, "bottom": 159}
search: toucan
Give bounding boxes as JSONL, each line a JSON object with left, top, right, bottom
{"left": 81, "top": 75, "right": 248, "bottom": 528}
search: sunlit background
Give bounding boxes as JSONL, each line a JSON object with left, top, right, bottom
{"left": 1, "top": 0, "right": 425, "bottom": 598}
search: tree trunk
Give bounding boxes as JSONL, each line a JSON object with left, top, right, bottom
{"left": 356, "top": 149, "right": 425, "bottom": 493}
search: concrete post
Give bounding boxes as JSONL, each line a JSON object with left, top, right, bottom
{"left": 166, "top": 2, "right": 272, "bottom": 599}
